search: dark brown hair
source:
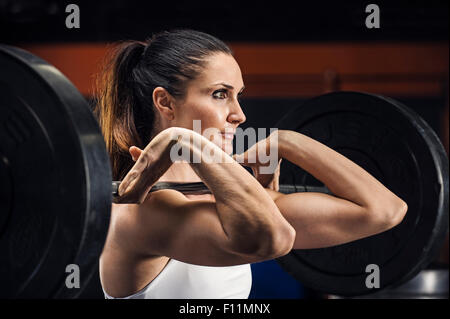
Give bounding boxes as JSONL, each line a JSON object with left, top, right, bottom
{"left": 94, "top": 29, "right": 233, "bottom": 180}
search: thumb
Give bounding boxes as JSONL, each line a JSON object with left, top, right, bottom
{"left": 129, "top": 146, "right": 143, "bottom": 162}
{"left": 232, "top": 152, "right": 246, "bottom": 164}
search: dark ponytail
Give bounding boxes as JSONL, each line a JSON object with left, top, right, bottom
{"left": 94, "top": 29, "right": 233, "bottom": 180}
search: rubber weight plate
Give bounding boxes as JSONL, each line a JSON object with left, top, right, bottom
{"left": 275, "top": 92, "right": 449, "bottom": 296}
{"left": 0, "top": 45, "right": 111, "bottom": 298}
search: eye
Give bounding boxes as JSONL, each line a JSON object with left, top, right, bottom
{"left": 237, "top": 92, "right": 244, "bottom": 103}
{"left": 212, "top": 89, "right": 228, "bottom": 99}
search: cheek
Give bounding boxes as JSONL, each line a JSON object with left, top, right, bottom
{"left": 174, "top": 104, "right": 201, "bottom": 129}
{"left": 176, "top": 95, "right": 227, "bottom": 132}
{"left": 184, "top": 101, "right": 227, "bottom": 131}
{"left": 201, "top": 111, "right": 225, "bottom": 130}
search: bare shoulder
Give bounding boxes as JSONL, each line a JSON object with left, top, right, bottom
{"left": 110, "top": 189, "right": 216, "bottom": 255}
{"left": 101, "top": 193, "right": 179, "bottom": 297}
{"left": 106, "top": 190, "right": 185, "bottom": 253}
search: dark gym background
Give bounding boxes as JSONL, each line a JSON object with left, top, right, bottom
{"left": 1, "top": 0, "right": 448, "bottom": 299}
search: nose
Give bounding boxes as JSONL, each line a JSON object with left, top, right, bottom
{"left": 227, "top": 99, "right": 246, "bottom": 126}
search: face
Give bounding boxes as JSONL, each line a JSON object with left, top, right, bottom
{"left": 171, "top": 52, "right": 246, "bottom": 155}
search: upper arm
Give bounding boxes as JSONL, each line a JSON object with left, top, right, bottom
{"left": 114, "top": 190, "right": 278, "bottom": 267}
{"left": 265, "top": 189, "right": 396, "bottom": 249}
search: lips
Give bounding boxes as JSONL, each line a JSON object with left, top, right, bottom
{"left": 220, "top": 129, "right": 235, "bottom": 140}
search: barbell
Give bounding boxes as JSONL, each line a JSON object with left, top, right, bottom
{"left": 0, "top": 44, "right": 448, "bottom": 298}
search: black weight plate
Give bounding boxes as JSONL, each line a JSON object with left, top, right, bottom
{"left": 0, "top": 45, "right": 111, "bottom": 298}
{"left": 275, "top": 92, "right": 449, "bottom": 296}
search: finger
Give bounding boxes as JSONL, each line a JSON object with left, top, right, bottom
{"left": 233, "top": 153, "right": 250, "bottom": 167}
{"left": 275, "top": 158, "right": 282, "bottom": 172}
{"left": 268, "top": 179, "right": 276, "bottom": 191}
{"left": 118, "top": 172, "right": 143, "bottom": 200}
{"left": 118, "top": 174, "right": 133, "bottom": 195}
{"left": 118, "top": 165, "right": 141, "bottom": 195}
{"left": 250, "top": 166, "right": 258, "bottom": 178}
{"left": 129, "top": 146, "right": 143, "bottom": 162}
{"left": 232, "top": 153, "right": 244, "bottom": 162}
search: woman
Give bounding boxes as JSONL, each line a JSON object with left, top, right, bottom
{"left": 96, "top": 29, "right": 407, "bottom": 299}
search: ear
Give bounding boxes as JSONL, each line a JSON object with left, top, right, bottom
{"left": 152, "top": 87, "right": 176, "bottom": 121}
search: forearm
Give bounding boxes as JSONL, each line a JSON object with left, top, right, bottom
{"left": 278, "top": 130, "right": 404, "bottom": 209}
{"left": 176, "top": 129, "right": 295, "bottom": 254}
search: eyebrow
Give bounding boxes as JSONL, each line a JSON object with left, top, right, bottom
{"left": 213, "top": 82, "right": 246, "bottom": 92}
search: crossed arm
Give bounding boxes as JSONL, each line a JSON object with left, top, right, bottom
{"left": 262, "top": 130, "right": 408, "bottom": 249}
{"left": 113, "top": 128, "right": 408, "bottom": 266}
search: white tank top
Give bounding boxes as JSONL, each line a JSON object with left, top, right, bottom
{"left": 103, "top": 259, "right": 252, "bottom": 299}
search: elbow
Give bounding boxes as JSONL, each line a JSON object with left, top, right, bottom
{"left": 255, "top": 224, "right": 296, "bottom": 259}
{"left": 370, "top": 198, "right": 408, "bottom": 232}
{"left": 390, "top": 199, "right": 408, "bottom": 227}
{"left": 228, "top": 203, "right": 296, "bottom": 259}
{"left": 272, "top": 224, "right": 296, "bottom": 258}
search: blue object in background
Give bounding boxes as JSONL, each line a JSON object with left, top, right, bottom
{"left": 249, "top": 260, "right": 305, "bottom": 299}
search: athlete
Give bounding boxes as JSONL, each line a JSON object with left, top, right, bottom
{"left": 96, "top": 29, "right": 407, "bottom": 299}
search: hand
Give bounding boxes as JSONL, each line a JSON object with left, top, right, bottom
{"left": 232, "top": 131, "right": 282, "bottom": 191}
{"left": 115, "top": 146, "right": 148, "bottom": 202}
{"left": 116, "top": 128, "right": 179, "bottom": 204}
{"left": 252, "top": 158, "right": 282, "bottom": 191}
